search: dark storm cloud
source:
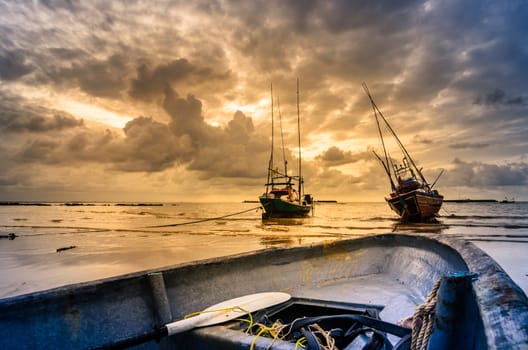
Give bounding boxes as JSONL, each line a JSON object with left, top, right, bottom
{"left": 0, "top": 92, "right": 84, "bottom": 133}
{"left": 1, "top": 0, "right": 528, "bottom": 199}
{"left": 0, "top": 50, "right": 33, "bottom": 81}
{"left": 18, "top": 139, "right": 59, "bottom": 162}
{"left": 163, "top": 85, "right": 215, "bottom": 144}
{"left": 443, "top": 159, "right": 528, "bottom": 187}
{"left": 130, "top": 59, "right": 231, "bottom": 101}
{"left": 316, "top": 146, "right": 370, "bottom": 166}
{"left": 49, "top": 54, "right": 128, "bottom": 98}
{"left": 162, "top": 86, "right": 268, "bottom": 178}
{"left": 110, "top": 116, "right": 192, "bottom": 172}
{"left": 7, "top": 86, "right": 269, "bottom": 177}
{"left": 449, "top": 142, "right": 490, "bottom": 150}
{"left": 412, "top": 135, "right": 433, "bottom": 145}
{"left": 225, "top": 110, "right": 255, "bottom": 143}
{"left": 2, "top": 113, "right": 84, "bottom": 133}
{"left": 474, "top": 89, "right": 527, "bottom": 106}
{"left": 13, "top": 118, "right": 187, "bottom": 172}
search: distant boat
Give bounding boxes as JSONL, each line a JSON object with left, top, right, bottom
{"left": 500, "top": 197, "right": 515, "bottom": 203}
{"left": 364, "top": 83, "right": 444, "bottom": 221}
{"left": 259, "top": 80, "right": 314, "bottom": 219}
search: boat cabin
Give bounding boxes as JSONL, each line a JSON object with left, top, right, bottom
{"left": 396, "top": 177, "right": 420, "bottom": 193}
{"left": 270, "top": 188, "right": 298, "bottom": 202}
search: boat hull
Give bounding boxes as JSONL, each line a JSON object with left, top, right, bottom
{"left": 387, "top": 190, "right": 444, "bottom": 221}
{"left": 259, "top": 196, "right": 312, "bottom": 218}
{"left": 0, "top": 234, "right": 526, "bottom": 349}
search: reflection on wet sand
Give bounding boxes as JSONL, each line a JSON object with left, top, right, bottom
{"left": 1, "top": 201, "right": 527, "bottom": 298}
{"left": 392, "top": 220, "right": 448, "bottom": 234}
{"left": 259, "top": 235, "right": 296, "bottom": 247}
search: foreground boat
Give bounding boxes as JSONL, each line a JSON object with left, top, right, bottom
{"left": 364, "top": 84, "right": 444, "bottom": 221}
{"left": 259, "top": 81, "right": 313, "bottom": 219}
{"left": 1, "top": 233, "right": 527, "bottom": 349}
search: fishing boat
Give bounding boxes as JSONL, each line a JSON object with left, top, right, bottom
{"left": 364, "top": 83, "right": 444, "bottom": 221}
{"left": 1, "top": 233, "right": 526, "bottom": 349}
{"left": 259, "top": 81, "right": 313, "bottom": 219}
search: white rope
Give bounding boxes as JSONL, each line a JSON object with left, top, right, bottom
{"left": 411, "top": 277, "right": 443, "bottom": 350}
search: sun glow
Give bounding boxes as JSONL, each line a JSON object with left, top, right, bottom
{"left": 223, "top": 98, "right": 270, "bottom": 120}
{"left": 58, "top": 99, "right": 134, "bottom": 129}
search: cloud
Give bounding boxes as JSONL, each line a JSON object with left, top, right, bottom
{"left": 474, "top": 88, "right": 527, "bottom": 106}
{"left": 49, "top": 54, "right": 129, "bottom": 98}
{"left": 449, "top": 142, "right": 490, "bottom": 150}
{"left": 130, "top": 59, "right": 231, "bottom": 101}
{"left": 161, "top": 87, "right": 268, "bottom": 178}
{"left": 0, "top": 92, "right": 84, "bottom": 133}
{"left": 1, "top": 0, "right": 528, "bottom": 200}
{"left": 315, "top": 146, "right": 370, "bottom": 166}
{"left": 103, "top": 117, "right": 191, "bottom": 172}
{"left": 443, "top": 159, "right": 528, "bottom": 187}
{"left": 1, "top": 112, "right": 84, "bottom": 134}
{"left": 0, "top": 49, "right": 33, "bottom": 81}
{"left": 4, "top": 86, "right": 270, "bottom": 179}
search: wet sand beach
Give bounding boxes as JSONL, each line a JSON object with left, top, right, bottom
{"left": 1, "top": 201, "right": 527, "bottom": 298}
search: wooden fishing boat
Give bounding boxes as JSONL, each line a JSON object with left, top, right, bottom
{"left": 364, "top": 84, "right": 444, "bottom": 222}
{"left": 1, "top": 233, "right": 526, "bottom": 349}
{"left": 259, "top": 81, "right": 313, "bottom": 219}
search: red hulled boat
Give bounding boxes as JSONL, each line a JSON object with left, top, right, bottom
{"left": 364, "top": 83, "right": 444, "bottom": 221}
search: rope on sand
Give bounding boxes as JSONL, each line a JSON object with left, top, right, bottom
{"left": 144, "top": 206, "right": 262, "bottom": 228}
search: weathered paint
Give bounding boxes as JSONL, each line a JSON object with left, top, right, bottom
{"left": 0, "top": 234, "right": 526, "bottom": 349}
{"left": 388, "top": 191, "right": 443, "bottom": 221}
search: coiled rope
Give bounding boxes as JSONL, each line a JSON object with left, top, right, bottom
{"left": 411, "top": 277, "right": 443, "bottom": 350}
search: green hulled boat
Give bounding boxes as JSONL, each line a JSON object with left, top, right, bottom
{"left": 259, "top": 80, "right": 313, "bottom": 219}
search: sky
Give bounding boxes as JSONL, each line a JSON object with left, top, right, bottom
{"left": 1, "top": 0, "right": 527, "bottom": 202}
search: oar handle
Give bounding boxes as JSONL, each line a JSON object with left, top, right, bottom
{"left": 166, "top": 315, "right": 209, "bottom": 335}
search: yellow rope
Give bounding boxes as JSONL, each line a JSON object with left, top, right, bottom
{"left": 183, "top": 306, "right": 253, "bottom": 333}
{"left": 249, "top": 320, "right": 290, "bottom": 350}
{"left": 295, "top": 337, "right": 307, "bottom": 349}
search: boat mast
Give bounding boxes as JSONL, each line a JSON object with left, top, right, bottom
{"left": 363, "top": 83, "right": 396, "bottom": 191}
{"left": 267, "top": 83, "right": 274, "bottom": 193}
{"left": 378, "top": 102, "right": 429, "bottom": 187}
{"left": 363, "top": 83, "right": 429, "bottom": 187}
{"left": 277, "top": 97, "right": 288, "bottom": 177}
{"left": 297, "top": 78, "right": 303, "bottom": 198}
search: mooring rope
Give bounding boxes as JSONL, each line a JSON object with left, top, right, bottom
{"left": 144, "top": 205, "right": 262, "bottom": 228}
{"left": 411, "top": 277, "right": 443, "bottom": 350}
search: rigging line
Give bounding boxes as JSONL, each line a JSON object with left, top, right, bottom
{"left": 363, "top": 83, "right": 396, "bottom": 191}
{"left": 296, "top": 78, "right": 303, "bottom": 197}
{"left": 266, "top": 82, "right": 274, "bottom": 193}
{"left": 363, "top": 83, "right": 428, "bottom": 186}
{"left": 144, "top": 206, "right": 262, "bottom": 228}
{"left": 377, "top": 102, "right": 428, "bottom": 186}
{"left": 277, "top": 96, "right": 288, "bottom": 175}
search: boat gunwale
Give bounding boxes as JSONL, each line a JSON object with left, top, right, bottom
{"left": 0, "top": 233, "right": 527, "bottom": 349}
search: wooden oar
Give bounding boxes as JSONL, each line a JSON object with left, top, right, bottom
{"left": 94, "top": 292, "right": 291, "bottom": 349}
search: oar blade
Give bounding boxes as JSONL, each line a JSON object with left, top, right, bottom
{"left": 166, "top": 292, "right": 290, "bottom": 335}
{"left": 197, "top": 291, "right": 291, "bottom": 326}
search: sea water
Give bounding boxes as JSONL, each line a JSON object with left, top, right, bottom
{"left": 0, "top": 201, "right": 527, "bottom": 298}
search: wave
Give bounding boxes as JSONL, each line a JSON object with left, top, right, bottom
{"left": 441, "top": 214, "right": 527, "bottom": 220}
